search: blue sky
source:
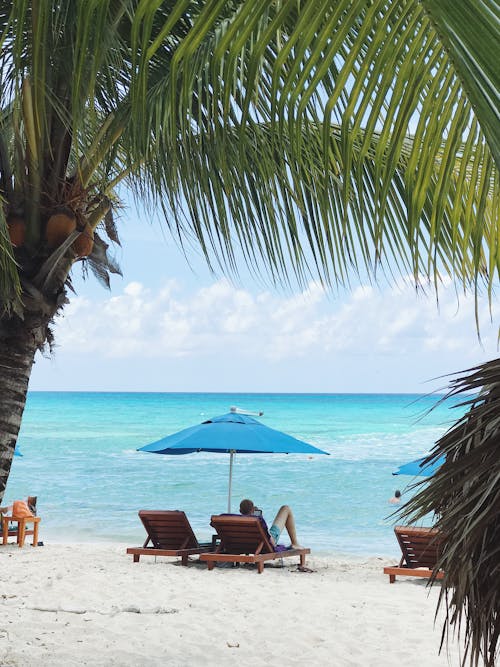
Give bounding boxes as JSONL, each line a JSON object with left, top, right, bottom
{"left": 29, "top": 206, "right": 499, "bottom": 393}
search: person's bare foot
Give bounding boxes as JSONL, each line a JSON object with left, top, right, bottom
{"left": 291, "top": 543, "right": 304, "bottom": 550}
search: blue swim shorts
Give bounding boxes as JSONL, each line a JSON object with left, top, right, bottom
{"left": 269, "top": 524, "right": 281, "bottom": 544}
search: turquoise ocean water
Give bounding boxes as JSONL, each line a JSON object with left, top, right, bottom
{"left": 5, "top": 392, "right": 464, "bottom": 557}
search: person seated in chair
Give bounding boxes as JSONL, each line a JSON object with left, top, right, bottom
{"left": 239, "top": 498, "right": 303, "bottom": 549}
{"left": 0, "top": 497, "right": 36, "bottom": 515}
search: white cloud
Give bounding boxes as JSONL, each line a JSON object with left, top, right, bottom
{"left": 53, "top": 277, "right": 499, "bottom": 367}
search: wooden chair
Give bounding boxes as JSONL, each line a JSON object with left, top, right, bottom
{"left": 200, "top": 514, "right": 310, "bottom": 574}
{"left": 126, "top": 510, "right": 217, "bottom": 565}
{"left": 383, "top": 525, "right": 444, "bottom": 583}
{"left": 1, "top": 497, "right": 40, "bottom": 548}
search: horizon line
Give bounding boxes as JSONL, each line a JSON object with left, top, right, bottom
{"left": 27, "top": 389, "right": 450, "bottom": 396}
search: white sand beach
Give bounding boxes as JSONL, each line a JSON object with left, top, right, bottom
{"left": 0, "top": 543, "right": 462, "bottom": 666}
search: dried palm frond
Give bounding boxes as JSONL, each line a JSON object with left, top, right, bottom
{"left": 85, "top": 232, "right": 122, "bottom": 290}
{"left": 400, "top": 358, "right": 500, "bottom": 667}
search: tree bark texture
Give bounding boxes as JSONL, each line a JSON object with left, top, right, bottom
{"left": 0, "top": 309, "right": 53, "bottom": 503}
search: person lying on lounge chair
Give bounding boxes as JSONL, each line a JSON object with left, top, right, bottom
{"left": 239, "top": 498, "right": 303, "bottom": 549}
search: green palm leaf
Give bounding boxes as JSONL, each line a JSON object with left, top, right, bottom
{"left": 0, "top": 1, "right": 498, "bottom": 306}
{"left": 0, "top": 208, "right": 20, "bottom": 309}
{"left": 421, "top": 0, "right": 500, "bottom": 170}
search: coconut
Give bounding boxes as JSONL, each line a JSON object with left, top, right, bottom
{"left": 7, "top": 216, "right": 26, "bottom": 247}
{"left": 45, "top": 211, "right": 77, "bottom": 247}
{"left": 72, "top": 223, "right": 94, "bottom": 258}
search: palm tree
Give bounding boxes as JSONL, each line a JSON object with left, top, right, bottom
{"left": 0, "top": 2, "right": 498, "bottom": 662}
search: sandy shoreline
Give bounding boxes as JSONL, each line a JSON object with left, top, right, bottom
{"left": 0, "top": 542, "right": 461, "bottom": 666}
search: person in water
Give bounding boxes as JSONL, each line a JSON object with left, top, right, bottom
{"left": 388, "top": 489, "right": 402, "bottom": 504}
{"left": 239, "top": 498, "right": 302, "bottom": 549}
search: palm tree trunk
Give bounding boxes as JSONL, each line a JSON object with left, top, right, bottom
{"left": 0, "top": 310, "right": 52, "bottom": 503}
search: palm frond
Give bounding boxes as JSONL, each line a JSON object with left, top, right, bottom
{"left": 400, "top": 359, "right": 500, "bottom": 667}
{"left": 0, "top": 1, "right": 498, "bottom": 309}
{"left": 103, "top": 206, "right": 121, "bottom": 247}
{"left": 124, "top": 0, "right": 499, "bottom": 297}
{"left": 421, "top": 0, "right": 500, "bottom": 171}
{"left": 0, "top": 207, "right": 21, "bottom": 310}
{"left": 84, "top": 232, "right": 122, "bottom": 290}
{"left": 138, "top": 121, "right": 497, "bottom": 290}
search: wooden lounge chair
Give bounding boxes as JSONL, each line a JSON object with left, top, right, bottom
{"left": 126, "top": 510, "right": 217, "bottom": 565}
{"left": 383, "top": 525, "right": 445, "bottom": 583}
{"left": 200, "top": 514, "right": 311, "bottom": 574}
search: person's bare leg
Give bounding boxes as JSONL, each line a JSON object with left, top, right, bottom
{"left": 272, "top": 505, "right": 302, "bottom": 548}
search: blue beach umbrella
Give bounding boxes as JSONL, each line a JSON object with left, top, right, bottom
{"left": 393, "top": 454, "right": 445, "bottom": 477}
{"left": 139, "top": 410, "right": 329, "bottom": 512}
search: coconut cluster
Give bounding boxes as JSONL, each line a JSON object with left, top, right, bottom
{"left": 7, "top": 209, "right": 94, "bottom": 258}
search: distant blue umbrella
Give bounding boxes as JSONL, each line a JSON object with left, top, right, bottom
{"left": 14, "top": 448, "right": 22, "bottom": 457}
{"left": 393, "top": 455, "right": 445, "bottom": 477}
{"left": 139, "top": 410, "right": 329, "bottom": 511}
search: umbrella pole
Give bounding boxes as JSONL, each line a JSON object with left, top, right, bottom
{"left": 228, "top": 451, "right": 235, "bottom": 513}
